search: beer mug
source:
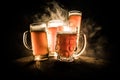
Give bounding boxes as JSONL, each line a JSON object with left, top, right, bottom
{"left": 23, "top": 22, "right": 49, "bottom": 61}
{"left": 55, "top": 10, "right": 87, "bottom": 62}
{"left": 47, "top": 20, "right": 64, "bottom": 57}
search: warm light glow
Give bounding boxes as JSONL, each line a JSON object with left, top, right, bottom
{"left": 63, "top": 25, "right": 71, "bottom": 32}
{"left": 22, "top": 1, "right": 108, "bottom": 60}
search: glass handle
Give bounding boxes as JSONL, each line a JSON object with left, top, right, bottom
{"left": 74, "top": 32, "right": 87, "bottom": 58}
{"left": 23, "top": 31, "right": 32, "bottom": 50}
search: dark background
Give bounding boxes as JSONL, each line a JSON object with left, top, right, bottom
{"left": 2, "top": 0, "right": 119, "bottom": 79}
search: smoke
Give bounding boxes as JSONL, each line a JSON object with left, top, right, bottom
{"left": 81, "top": 19, "right": 109, "bottom": 59}
{"left": 32, "top": 1, "right": 68, "bottom": 23}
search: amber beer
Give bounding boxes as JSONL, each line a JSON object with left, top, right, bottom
{"left": 30, "top": 29, "right": 48, "bottom": 56}
{"left": 69, "top": 10, "right": 82, "bottom": 49}
{"left": 47, "top": 20, "right": 64, "bottom": 57}
{"left": 47, "top": 27, "right": 57, "bottom": 53}
{"left": 68, "top": 10, "right": 82, "bottom": 30}
{"left": 56, "top": 11, "right": 87, "bottom": 62}
{"left": 23, "top": 23, "right": 48, "bottom": 61}
{"left": 56, "top": 31, "right": 77, "bottom": 61}
{"left": 69, "top": 13, "right": 82, "bottom": 28}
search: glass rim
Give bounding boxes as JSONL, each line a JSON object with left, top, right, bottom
{"left": 48, "top": 19, "right": 64, "bottom": 23}
{"left": 48, "top": 19, "right": 64, "bottom": 27}
{"left": 30, "top": 22, "right": 46, "bottom": 26}
{"left": 68, "top": 10, "right": 82, "bottom": 16}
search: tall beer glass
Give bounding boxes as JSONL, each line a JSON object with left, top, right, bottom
{"left": 47, "top": 20, "right": 64, "bottom": 58}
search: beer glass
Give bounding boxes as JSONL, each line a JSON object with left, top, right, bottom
{"left": 23, "top": 22, "right": 49, "bottom": 61}
{"left": 47, "top": 20, "right": 64, "bottom": 57}
{"left": 68, "top": 10, "right": 82, "bottom": 48}
{"left": 55, "top": 10, "right": 87, "bottom": 62}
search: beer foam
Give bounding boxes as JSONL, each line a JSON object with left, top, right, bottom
{"left": 57, "top": 31, "right": 77, "bottom": 34}
{"left": 69, "top": 10, "right": 82, "bottom": 16}
{"left": 48, "top": 20, "right": 64, "bottom": 27}
{"left": 30, "top": 23, "right": 46, "bottom": 31}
